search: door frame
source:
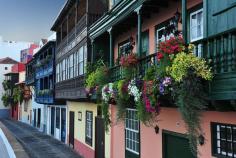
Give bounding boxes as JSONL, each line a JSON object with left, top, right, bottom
{"left": 69, "top": 111, "right": 75, "bottom": 148}
{"left": 162, "top": 130, "right": 195, "bottom": 158}
{"left": 95, "top": 116, "right": 105, "bottom": 158}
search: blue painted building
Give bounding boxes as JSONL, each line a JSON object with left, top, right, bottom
{"left": 34, "top": 41, "right": 55, "bottom": 105}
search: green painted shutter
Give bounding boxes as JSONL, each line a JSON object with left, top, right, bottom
{"left": 207, "top": 0, "right": 236, "bottom": 36}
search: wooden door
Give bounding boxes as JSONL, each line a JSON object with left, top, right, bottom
{"left": 69, "top": 111, "right": 75, "bottom": 148}
{"left": 95, "top": 117, "right": 105, "bottom": 158}
{"left": 163, "top": 130, "right": 196, "bottom": 158}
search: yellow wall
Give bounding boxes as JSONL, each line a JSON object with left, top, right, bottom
{"left": 66, "top": 101, "right": 111, "bottom": 158}
{"left": 19, "top": 71, "right": 25, "bottom": 83}
{"left": 67, "top": 101, "right": 97, "bottom": 150}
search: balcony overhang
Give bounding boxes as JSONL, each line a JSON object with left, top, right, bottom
{"left": 51, "top": 0, "right": 76, "bottom": 31}
{"left": 89, "top": 0, "right": 167, "bottom": 40}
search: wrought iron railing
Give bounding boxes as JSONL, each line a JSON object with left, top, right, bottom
{"left": 110, "top": 53, "right": 157, "bottom": 82}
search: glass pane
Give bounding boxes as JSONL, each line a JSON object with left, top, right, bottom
{"left": 191, "top": 14, "right": 197, "bottom": 27}
{"left": 191, "top": 26, "right": 197, "bottom": 40}
{"left": 227, "top": 127, "right": 232, "bottom": 140}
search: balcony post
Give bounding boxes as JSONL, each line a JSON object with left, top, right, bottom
{"left": 182, "top": 0, "right": 187, "bottom": 44}
{"left": 135, "top": 5, "right": 142, "bottom": 57}
{"left": 107, "top": 27, "right": 114, "bottom": 67}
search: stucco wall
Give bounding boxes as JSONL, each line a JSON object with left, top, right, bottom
{"left": 113, "top": 0, "right": 202, "bottom": 61}
{"left": 67, "top": 101, "right": 97, "bottom": 158}
{"left": 110, "top": 106, "right": 236, "bottom": 158}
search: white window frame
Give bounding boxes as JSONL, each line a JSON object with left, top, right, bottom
{"left": 190, "top": 8, "right": 203, "bottom": 42}
{"left": 125, "top": 108, "right": 140, "bottom": 155}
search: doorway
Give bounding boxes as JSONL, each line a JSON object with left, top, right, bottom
{"left": 69, "top": 111, "right": 75, "bottom": 148}
{"left": 95, "top": 117, "right": 105, "bottom": 158}
{"left": 162, "top": 130, "right": 196, "bottom": 158}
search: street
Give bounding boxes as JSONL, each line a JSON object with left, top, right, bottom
{"left": 0, "top": 119, "right": 82, "bottom": 158}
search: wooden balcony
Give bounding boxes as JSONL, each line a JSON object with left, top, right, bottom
{"left": 35, "top": 60, "right": 53, "bottom": 79}
{"left": 35, "top": 89, "right": 54, "bottom": 104}
{"left": 193, "top": 30, "right": 236, "bottom": 100}
{"left": 55, "top": 75, "right": 87, "bottom": 100}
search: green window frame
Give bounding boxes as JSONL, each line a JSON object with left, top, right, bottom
{"left": 211, "top": 122, "right": 236, "bottom": 158}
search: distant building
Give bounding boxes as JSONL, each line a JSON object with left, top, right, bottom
{"left": 0, "top": 57, "right": 18, "bottom": 118}
{"left": 20, "top": 44, "right": 39, "bottom": 64}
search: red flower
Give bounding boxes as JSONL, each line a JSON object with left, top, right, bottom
{"left": 157, "top": 53, "right": 164, "bottom": 61}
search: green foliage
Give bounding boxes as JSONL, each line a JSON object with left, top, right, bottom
{"left": 136, "top": 100, "right": 155, "bottom": 126}
{"left": 144, "top": 65, "right": 158, "bottom": 81}
{"left": 13, "top": 87, "right": 24, "bottom": 104}
{"left": 167, "top": 52, "right": 213, "bottom": 82}
{"left": 1, "top": 93, "right": 11, "bottom": 107}
{"left": 101, "top": 102, "right": 111, "bottom": 132}
{"left": 2, "top": 80, "right": 10, "bottom": 91}
{"left": 86, "top": 60, "right": 108, "bottom": 89}
{"left": 174, "top": 68, "right": 207, "bottom": 155}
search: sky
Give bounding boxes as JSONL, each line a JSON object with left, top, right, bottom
{"left": 0, "top": 0, "right": 65, "bottom": 42}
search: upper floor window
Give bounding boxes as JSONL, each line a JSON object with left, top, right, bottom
{"left": 190, "top": 9, "right": 203, "bottom": 42}
{"left": 211, "top": 122, "right": 236, "bottom": 158}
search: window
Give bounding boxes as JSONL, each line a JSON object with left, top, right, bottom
{"left": 56, "top": 108, "right": 60, "bottom": 129}
{"left": 69, "top": 54, "right": 74, "bottom": 78}
{"left": 56, "top": 64, "right": 59, "bottom": 82}
{"left": 211, "top": 122, "right": 236, "bottom": 158}
{"left": 62, "top": 59, "right": 66, "bottom": 80}
{"left": 4, "top": 67, "right": 8, "bottom": 70}
{"left": 78, "top": 46, "right": 84, "bottom": 75}
{"left": 84, "top": 45, "right": 87, "bottom": 74}
{"left": 85, "top": 111, "right": 93, "bottom": 146}
{"left": 190, "top": 9, "right": 203, "bottom": 42}
{"left": 156, "top": 26, "right": 174, "bottom": 51}
{"left": 125, "top": 109, "right": 140, "bottom": 155}
{"left": 74, "top": 52, "right": 78, "bottom": 77}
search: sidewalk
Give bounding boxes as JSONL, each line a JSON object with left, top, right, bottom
{"left": 0, "top": 121, "right": 29, "bottom": 158}
{"left": 1, "top": 119, "right": 82, "bottom": 158}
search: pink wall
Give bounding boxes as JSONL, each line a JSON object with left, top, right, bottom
{"left": 110, "top": 106, "right": 236, "bottom": 158}
{"left": 74, "top": 139, "right": 95, "bottom": 158}
{"left": 113, "top": 0, "right": 202, "bottom": 61}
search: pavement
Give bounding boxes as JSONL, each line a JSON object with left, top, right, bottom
{"left": 0, "top": 119, "right": 82, "bottom": 158}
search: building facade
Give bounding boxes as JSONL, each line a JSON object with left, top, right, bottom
{"left": 0, "top": 57, "right": 18, "bottom": 118}
{"left": 51, "top": 0, "right": 108, "bottom": 157}
{"left": 88, "top": 0, "right": 236, "bottom": 158}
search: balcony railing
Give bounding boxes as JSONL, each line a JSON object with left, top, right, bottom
{"left": 56, "top": 14, "right": 87, "bottom": 53}
{"left": 35, "top": 61, "right": 53, "bottom": 79}
{"left": 36, "top": 89, "right": 54, "bottom": 104}
{"left": 192, "top": 30, "right": 236, "bottom": 100}
{"left": 110, "top": 53, "right": 157, "bottom": 82}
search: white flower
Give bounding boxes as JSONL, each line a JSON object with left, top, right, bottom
{"left": 128, "top": 79, "right": 142, "bottom": 102}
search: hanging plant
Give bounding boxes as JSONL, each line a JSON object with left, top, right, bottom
{"left": 13, "top": 87, "right": 24, "bottom": 104}
{"left": 1, "top": 93, "right": 11, "bottom": 107}
{"left": 167, "top": 51, "right": 213, "bottom": 154}
{"left": 120, "top": 53, "right": 138, "bottom": 80}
